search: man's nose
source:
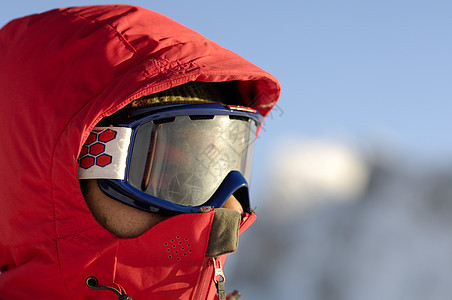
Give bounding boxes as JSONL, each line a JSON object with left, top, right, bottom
{"left": 221, "top": 194, "right": 243, "bottom": 214}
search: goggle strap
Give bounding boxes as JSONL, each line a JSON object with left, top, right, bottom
{"left": 78, "top": 127, "right": 132, "bottom": 180}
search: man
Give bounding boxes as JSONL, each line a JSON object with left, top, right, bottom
{"left": 0, "top": 5, "right": 280, "bottom": 299}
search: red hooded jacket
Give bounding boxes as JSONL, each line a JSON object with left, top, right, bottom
{"left": 0, "top": 5, "right": 280, "bottom": 299}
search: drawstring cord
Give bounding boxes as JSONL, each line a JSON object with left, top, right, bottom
{"left": 86, "top": 276, "right": 132, "bottom": 300}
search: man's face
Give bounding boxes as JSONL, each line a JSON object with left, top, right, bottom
{"left": 82, "top": 179, "right": 243, "bottom": 238}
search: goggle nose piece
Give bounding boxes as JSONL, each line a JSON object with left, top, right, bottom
{"left": 203, "top": 170, "right": 250, "bottom": 212}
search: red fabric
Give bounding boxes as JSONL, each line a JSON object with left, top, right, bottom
{"left": 0, "top": 4, "right": 279, "bottom": 299}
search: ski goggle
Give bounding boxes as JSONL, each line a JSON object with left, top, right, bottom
{"left": 78, "top": 103, "right": 263, "bottom": 214}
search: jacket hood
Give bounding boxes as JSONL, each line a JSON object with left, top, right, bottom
{"left": 0, "top": 4, "right": 280, "bottom": 298}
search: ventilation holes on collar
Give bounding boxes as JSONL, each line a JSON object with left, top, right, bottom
{"left": 164, "top": 236, "right": 192, "bottom": 260}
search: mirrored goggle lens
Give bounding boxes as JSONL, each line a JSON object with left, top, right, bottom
{"left": 127, "top": 114, "right": 258, "bottom": 206}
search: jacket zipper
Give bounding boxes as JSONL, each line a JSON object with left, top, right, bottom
{"left": 194, "top": 257, "right": 226, "bottom": 300}
{"left": 212, "top": 257, "right": 226, "bottom": 300}
{"left": 194, "top": 257, "right": 213, "bottom": 299}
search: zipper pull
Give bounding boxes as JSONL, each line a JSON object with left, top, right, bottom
{"left": 212, "top": 257, "right": 226, "bottom": 300}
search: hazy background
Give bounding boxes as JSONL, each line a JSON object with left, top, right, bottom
{"left": 3, "top": 1, "right": 452, "bottom": 299}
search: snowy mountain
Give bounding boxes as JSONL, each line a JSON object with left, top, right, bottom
{"left": 226, "top": 140, "right": 452, "bottom": 300}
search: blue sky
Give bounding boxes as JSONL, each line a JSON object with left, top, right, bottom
{"left": 3, "top": 1, "right": 452, "bottom": 181}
